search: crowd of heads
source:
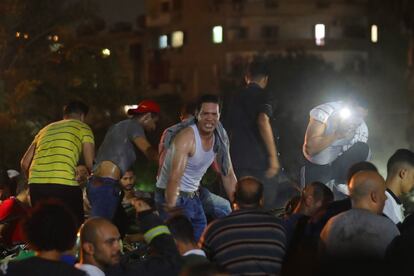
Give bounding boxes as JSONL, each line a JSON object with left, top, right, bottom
{"left": 2, "top": 64, "right": 414, "bottom": 275}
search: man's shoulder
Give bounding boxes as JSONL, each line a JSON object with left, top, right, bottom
{"left": 175, "top": 126, "right": 195, "bottom": 140}
{"left": 211, "top": 209, "right": 282, "bottom": 226}
{"left": 75, "top": 263, "right": 105, "bottom": 276}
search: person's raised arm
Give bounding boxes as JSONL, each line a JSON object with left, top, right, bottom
{"left": 133, "top": 136, "right": 159, "bottom": 162}
{"left": 20, "top": 142, "right": 36, "bottom": 179}
{"left": 257, "top": 112, "right": 280, "bottom": 178}
{"left": 303, "top": 118, "right": 340, "bottom": 157}
{"left": 164, "top": 129, "right": 194, "bottom": 208}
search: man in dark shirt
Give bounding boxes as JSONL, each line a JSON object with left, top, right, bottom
{"left": 0, "top": 200, "right": 85, "bottom": 276}
{"left": 200, "top": 176, "right": 286, "bottom": 275}
{"left": 226, "top": 59, "right": 281, "bottom": 210}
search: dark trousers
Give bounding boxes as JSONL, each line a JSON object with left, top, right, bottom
{"left": 29, "top": 183, "right": 84, "bottom": 228}
{"left": 303, "top": 142, "right": 370, "bottom": 186}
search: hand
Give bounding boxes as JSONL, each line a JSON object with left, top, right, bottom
{"left": 162, "top": 204, "right": 184, "bottom": 217}
{"left": 130, "top": 198, "right": 152, "bottom": 213}
{"left": 265, "top": 163, "right": 280, "bottom": 178}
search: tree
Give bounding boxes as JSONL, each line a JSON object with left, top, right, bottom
{"left": 0, "top": 0, "right": 138, "bottom": 168}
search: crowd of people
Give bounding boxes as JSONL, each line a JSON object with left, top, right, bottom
{"left": 0, "top": 59, "right": 413, "bottom": 276}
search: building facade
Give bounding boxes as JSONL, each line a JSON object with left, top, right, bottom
{"left": 144, "top": 0, "right": 374, "bottom": 98}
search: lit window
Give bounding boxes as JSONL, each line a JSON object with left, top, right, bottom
{"left": 101, "top": 48, "right": 111, "bottom": 57}
{"left": 371, "top": 25, "right": 378, "bottom": 43}
{"left": 159, "top": 34, "right": 168, "bottom": 49}
{"left": 212, "top": 26, "right": 223, "bottom": 44}
{"left": 171, "top": 31, "right": 184, "bottom": 48}
{"left": 314, "top": 24, "right": 325, "bottom": 46}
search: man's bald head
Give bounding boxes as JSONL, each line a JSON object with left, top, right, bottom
{"left": 234, "top": 176, "right": 263, "bottom": 208}
{"left": 79, "top": 217, "right": 121, "bottom": 269}
{"left": 79, "top": 217, "right": 114, "bottom": 245}
{"left": 349, "top": 171, "right": 386, "bottom": 214}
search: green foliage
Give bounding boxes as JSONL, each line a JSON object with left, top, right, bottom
{"left": 0, "top": 0, "right": 138, "bottom": 169}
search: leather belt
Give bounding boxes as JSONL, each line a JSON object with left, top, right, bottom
{"left": 155, "top": 187, "right": 199, "bottom": 199}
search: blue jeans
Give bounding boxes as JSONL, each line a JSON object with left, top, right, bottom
{"left": 199, "top": 187, "right": 231, "bottom": 219}
{"left": 86, "top": 176, "right": 121, "bottom": 220}
{"left": 155, "top": 191, "right": 206, "bottom": 242}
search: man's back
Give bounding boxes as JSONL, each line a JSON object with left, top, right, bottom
{"left": 201, "top": 209, "right": 286, "bottom": 275}
{"left": 320, "top": 208, "right": 399, "bottom": 259}
{"left": 29, "top": 119, "right": 94, "bottom": 186}
{"left": 228, "top": 84, "right": 273, "bottom": 171}
{"left": 94, "top": 119, "right": 145, "bottom": 176}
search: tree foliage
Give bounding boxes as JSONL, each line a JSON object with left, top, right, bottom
{"left": 0, "top": 0, "right": 137, "bottom": 168}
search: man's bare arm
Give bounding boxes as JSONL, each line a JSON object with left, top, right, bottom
{"left": 164, "top": 129, "right": 194, "bottom": 207}
{"left": 82, "top": 142, "right": 95, "bottom": 172}
{"left": 303, "top": 118, "right": 339, "bottom": 156}
{"left": 220, "top": 160, "right": 237, "bottom": 203}
{"left": 20, "top": 142, "right": 36, "bottom": 179}
{"left": 133, "top": 136, "right": 159, "bottom": 162}
{"left": 257, "top": 112, "right": 280, "bottom": 178}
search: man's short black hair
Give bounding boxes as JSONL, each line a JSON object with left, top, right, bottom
{"left": 166, "top": 215, "right": 195, "bottom": 244}
{"left": 308, "top": 181, "right": 334, "bottom": 206}
{"left": 245, "top": 57, "right": 270, "bottom": 79}
{"left": 347, "top": 161, "right": 378, "bottom": 184}
{"left": 196, "top": 94, "right": 221, "bottom": 113}
{"left": 23, "top": 199, "right": 78, "bottom": 252}
{"left": 387, "top": 149, "right": 414, "bottom": 175}
{"left": 63, "top": 100, "right": 89, "bottom": 116}
{"left": 234, "top": 176, "right": 263, "bottom": 207}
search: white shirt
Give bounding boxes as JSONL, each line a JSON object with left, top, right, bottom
{"left": 304, "top": 101, "right": 368, "bottom": 165}
{"left": 183, "top": 248, "right": 206, "bottom": 257}
{"left": 75, "top": 264, "right": 105, "bottom": 276}
{"left": 383, "top": 189, "right": 405, "bottom": 224}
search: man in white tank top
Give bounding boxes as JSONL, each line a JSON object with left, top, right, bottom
{"left": 155, "top": 95, "right": 237, "bottom": 241}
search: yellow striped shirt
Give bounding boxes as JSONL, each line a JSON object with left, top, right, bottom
{"left": 29, "top": 119, "right": 94, "bottom": 186}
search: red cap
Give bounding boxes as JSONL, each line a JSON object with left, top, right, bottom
{"left": 128, "top": 100, "right": 160, "bottom": 115}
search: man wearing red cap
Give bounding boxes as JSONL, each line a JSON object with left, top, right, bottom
{"left": 87, "top": 100, "right": 160, "bottom": 221}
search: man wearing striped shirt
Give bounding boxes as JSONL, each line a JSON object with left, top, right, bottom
{"left": 200, "top": 176, "right": 286, "bottom": 275}
{"left": 21, "top": 101, "right": 94, "bottom": 226}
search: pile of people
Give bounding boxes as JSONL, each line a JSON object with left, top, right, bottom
{"left": 0, "top": 59, "right": 413, "bottom": 276}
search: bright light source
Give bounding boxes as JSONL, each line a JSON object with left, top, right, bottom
{"left": 371, "top": 25, "right": 378, "bottom": 43}
{"left": 212, "top": 25, "right": 223, "bottom": 44}
{"left": 23, "top": 33, "right": 29, "bottom": 39}
{"left": 314, "top": 24, "right": 325, "bottom": 46}
{"left": 124, "top": 105, "right": 138, "bottom": 114}
{"left": 171, "top": 31, "right": 184, "bottom": 48}
{"left": 52, "top": 35, "right": 59, "bottom": 42}
{"left": 159, "top": 35, "right": 168, "bottom": 49}
{"left": 15, "top": 32, "right": 21, "bottom": 38}
{"left": 340, "top": 107, "right": 351, "bottom": 120}
{"left": 101, "top": 48, "right": 111, "bottom": 57}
